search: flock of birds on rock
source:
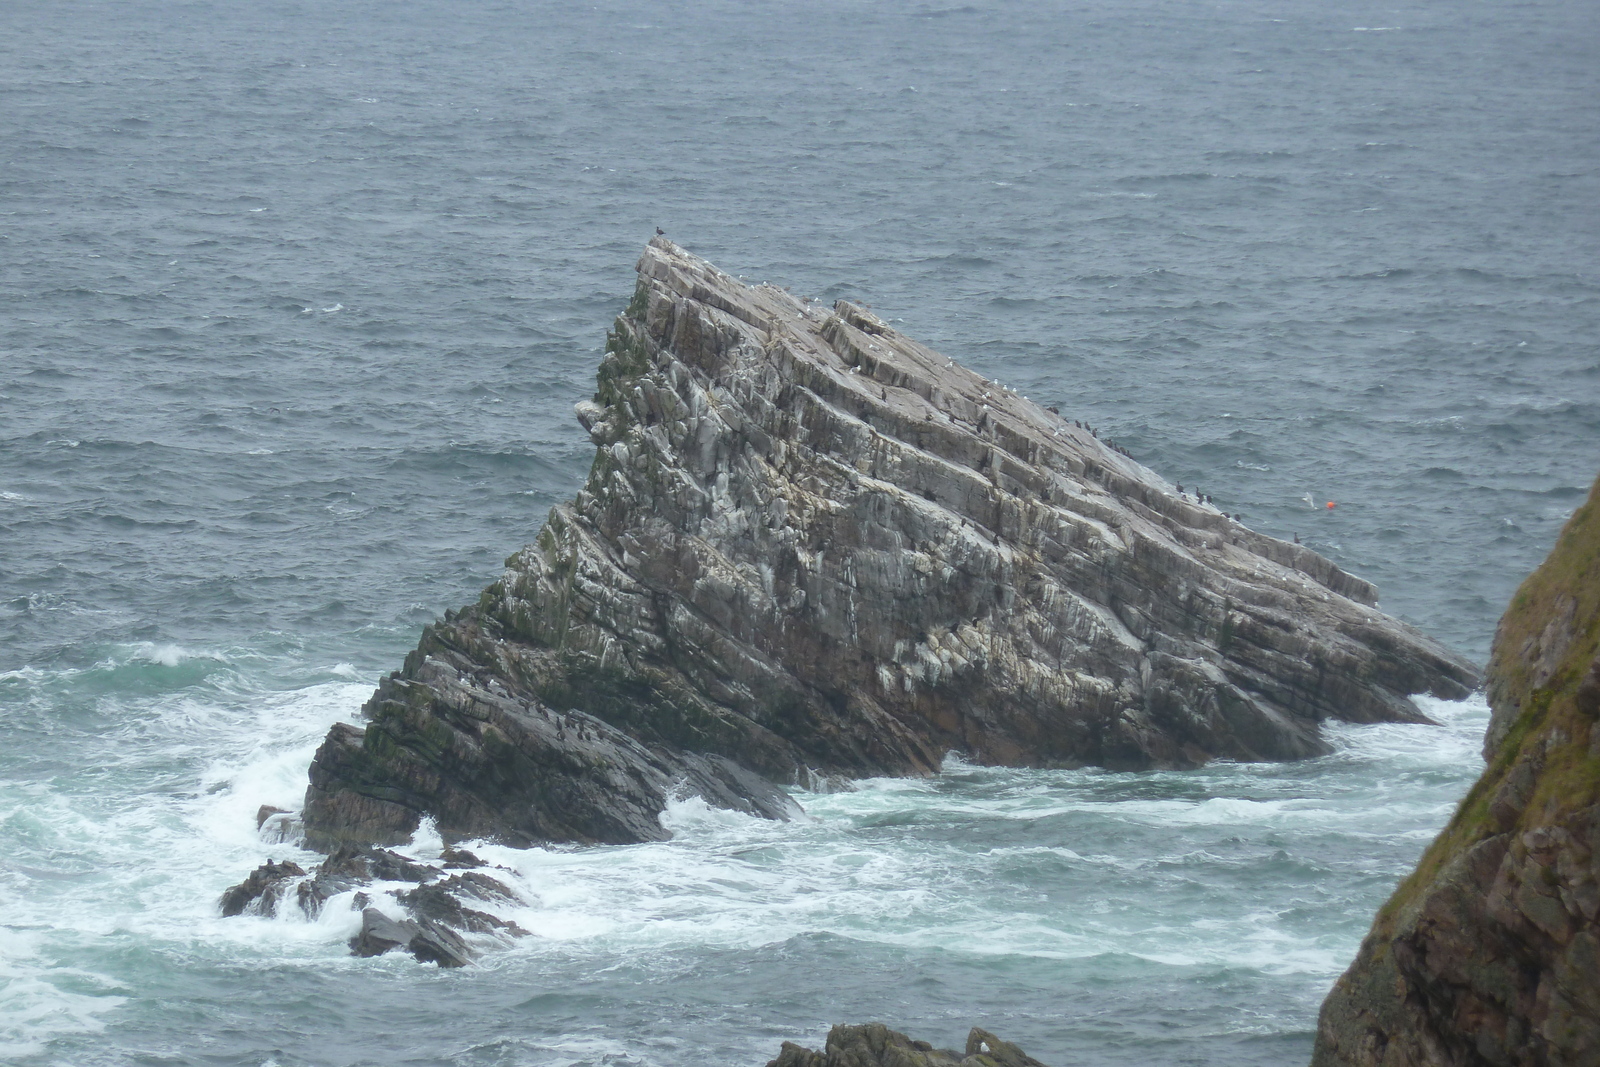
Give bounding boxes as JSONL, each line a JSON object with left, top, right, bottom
{"left": 951, "top": 359, "right": 1256, "bottom": 530}
{"left": 648, "top": 232, "right": 1260, "bottom": 540}
{"left": 1051, "top": 412, "right": 1246, "bottom": 525}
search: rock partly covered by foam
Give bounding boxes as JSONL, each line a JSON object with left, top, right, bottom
{"left": 1312, "top": 474, "right": 1600, "bottom": 1066}
{"left": 218, "top": 844, "right": 527, "bottom": 967}
{"left": 768, "top": 1023, "right": 1049, "bottom": 1067}
{"left": 299, "top": 238, "right": 1479, "bottom": 851}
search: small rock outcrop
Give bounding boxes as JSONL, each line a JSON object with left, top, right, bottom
{"left": 218, "top": 844, "right": 526, "bottom": 966}
{"left": 299, "top": 238, "right": 1479, "bottom": 851}
{"left": 767, "top": 1023, "right": 1049, "bottom": 1067}
{"left": 218, "top": 859, "right": 306, "bottom": 917}
{"left": 349, "top": 906, "right": 475, "bottom": 968}
{"left": 1312, "top": 475, "right": 1600, "bottom": 1066}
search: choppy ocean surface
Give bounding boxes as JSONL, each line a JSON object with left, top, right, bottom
{"left": 1, "top": 0, "right": 1595, "bottom": 1064}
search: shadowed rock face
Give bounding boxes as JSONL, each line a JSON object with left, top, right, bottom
{"left": 1312, "top": 475, "right": 1600, "bottom": 1067}
{"left": 301, "top": 239, "right": 1479, "bottom": 851}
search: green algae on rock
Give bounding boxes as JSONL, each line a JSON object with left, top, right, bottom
{"left": 1312, "top": 474, "right": 1600, "bottom": 1066}
{"left": 299, "top": 239, "right": 1480, "bottom": 853}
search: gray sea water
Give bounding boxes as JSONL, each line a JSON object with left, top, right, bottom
{"left": 1, "top": 1, "right": 1596, "bottom": 1065}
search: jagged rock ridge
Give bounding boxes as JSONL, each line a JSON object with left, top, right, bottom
{"left": 301, "top": 238, "right": 1479, "bottom": 851}
{"left": 1312, "top": 474, "right": 1600, "bottom": 1067}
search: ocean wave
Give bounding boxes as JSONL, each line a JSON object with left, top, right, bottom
{"left": 0, "top": 930, "right": 127, "bottom": 1060}
{"left": 0, "top": 665, "right": 1491, "bottom": 1062}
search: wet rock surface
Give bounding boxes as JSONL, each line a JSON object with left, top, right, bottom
{"left": 767, "top": 1023, "right": 1049, "bottom": 1067}
{"left": 293, "top": 843, "right": 437, "bottom": 917}
{"left": 1313, "top": 475, "right": 1600, "bottom": 1066}
{"left": 349, "top": 906, "right": 475, "bottom": 968}
{"left": 299, "top": 238, "right": 1480, "bottom": 852}
{"left": 395, "top": 875, "right": 528, "bottom": 936}
{"left": 218, "top": 859, "right": 306, "bottom": 918}
{"left": 219, "top": 844, "right": 526, "bottom": 965}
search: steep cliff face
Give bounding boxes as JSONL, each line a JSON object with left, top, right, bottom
{"left": 1313, "top": 475, "right": 1600, "bottom": 1067}
{"left": 301, "top": 239, "right": 1479, "bottom": 850}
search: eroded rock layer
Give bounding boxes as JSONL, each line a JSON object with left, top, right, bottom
{"left": 302, "top": 239, "right": 1479, "bottom": 850}
{"left": 1313, "top": 474, "right": 1600, "bottom": 1067}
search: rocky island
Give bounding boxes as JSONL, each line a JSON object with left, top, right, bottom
{"left": 299, "top": 238, "right": 1477, "bottom": 851}
{"left": 224, "top": 239, "right": 1480, "bottom": 961}
{"left": 1313, "top": 475, "right": 1600, "bottom": 1066}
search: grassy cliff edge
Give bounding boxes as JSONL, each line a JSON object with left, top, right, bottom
{"left": 1311, "top": 474, "right": 1600, "bottom": 1066}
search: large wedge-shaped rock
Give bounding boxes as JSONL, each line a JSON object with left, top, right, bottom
{"left": 301, "top": 238, "right": 1479, "bottom": 850}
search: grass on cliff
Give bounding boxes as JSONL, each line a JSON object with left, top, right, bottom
{"left": 1372, "top": 473, "right": 1600, "bottom": 935}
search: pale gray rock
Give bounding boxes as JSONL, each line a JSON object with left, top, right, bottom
{"left": 299, "top": 238, "right": 1480, "bottom": 851}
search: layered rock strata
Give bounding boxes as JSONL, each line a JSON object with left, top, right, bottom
{"left": 1313, "top": 475, "right": 1600, "bottom": 1066}
{"left": 301, "top": 238, "right": 1479, "bottom": 851}
{"left": 768, "top": 1023, "right": 1048, "bottom": 1067}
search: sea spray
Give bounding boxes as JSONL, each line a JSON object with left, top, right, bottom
{"left": 0, "top": 647, "right": 1493, "bottom": 1066}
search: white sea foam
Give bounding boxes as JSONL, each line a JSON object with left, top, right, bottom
{"left": 1324, "top": 693, "right": 1490, "bottom": 768}
{"left": 0, "top": 928, "right": 126, "bottom": 1060}
{"left": 0, "top": 678, "right": 369, "bottom": 1002}
{"left": 422, "top": 700, "right": 1471, "bottom": 973}
{"left": 130, "top": 642, "right": 206, "bottom": 668}
{"left": 0, "top": 668, "right": 1492, "bottom": 1060}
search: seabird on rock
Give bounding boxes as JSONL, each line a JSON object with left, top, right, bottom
{"left": 655, "top": 227, "right": 665, "bottom": 235}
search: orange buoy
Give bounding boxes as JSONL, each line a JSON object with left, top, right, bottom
{"left": 1326, "top": 501, "right": 1336, "bottom": 509}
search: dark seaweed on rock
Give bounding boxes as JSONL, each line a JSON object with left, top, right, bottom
{"left": 300, "top": 239, "right": 1480, "bottom": 852}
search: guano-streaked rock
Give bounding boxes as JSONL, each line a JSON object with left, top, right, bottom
{"left": 299, "top": 238, "right": 1480, "bottom": 852}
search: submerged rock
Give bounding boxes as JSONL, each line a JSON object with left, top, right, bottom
{"left": 299, "top": 238, "right": 1478, "bottom": 851}
{"left": 768, "top": 1023, "right": 1049, "bottom": 1067}
{"left": 1312, "top": 474, "right": 1600, "bottom": 1066}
